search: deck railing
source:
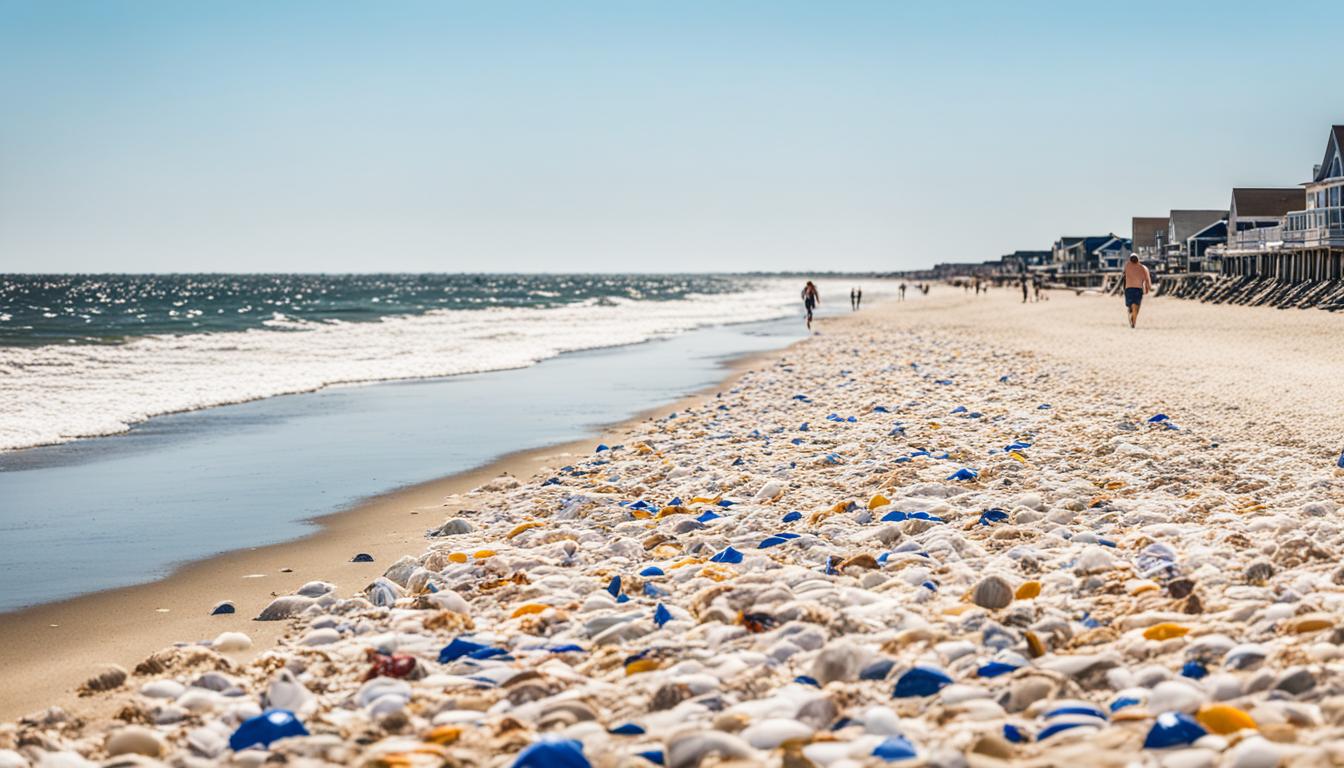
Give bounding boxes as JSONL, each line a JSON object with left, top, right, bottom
{"left": 1283, "top": 206, "right": 1344, "bottom": 247}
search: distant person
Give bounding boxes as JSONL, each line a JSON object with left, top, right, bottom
{"left": 856, "top": 287, "right": 862, "bottom": 309}
{"left": 1020, "top": 275, "right": 1029, "bottom": 303}
{"left": 1033, "top": 274, "right": 1043, "bottom": 302}
{"left": 802, "top": 281, "right": 820, "bottom": 330}
{"left": 1123, "top": 255, "right": 1152, "bottom": 328}
{"left": 850, "top": 287, "right": 857, "bottom": 311}
{"left": 899, "top": 282, "right": 907, "bottom": 301}
{"left": 921, "top": 283, "right": 929, "bottom": 295}
{"left": 974, "top": 278, "right": 982, "bottom": 295}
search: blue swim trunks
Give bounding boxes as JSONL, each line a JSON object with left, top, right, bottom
{"left": 1124, "top": 287, "right": 1143, "bottom": 307}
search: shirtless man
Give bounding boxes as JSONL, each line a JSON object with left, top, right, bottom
{"left": 802, "top": 281, "right": 820, "bottom": 330}
{"left": 1123, "top": 255, "right": 1152, "bottom": 328}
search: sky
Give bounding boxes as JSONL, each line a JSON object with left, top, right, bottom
{"left": 2, "top": 1, "right": 1341, "bottom": 274}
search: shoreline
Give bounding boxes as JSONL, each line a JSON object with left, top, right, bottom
{"left": 0, "top": 313, "right": 830, "bottom": 722}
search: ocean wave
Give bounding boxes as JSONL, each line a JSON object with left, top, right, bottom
{"left": 0, "top": 280, "right": 809, "bottom": 452}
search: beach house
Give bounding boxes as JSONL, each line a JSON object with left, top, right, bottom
{"left": 1220, "top": 126, "right": 1344, "bottom": 279}
{"left": 1131, "top": 217, "right": 1169, "bottom": 265}
{"left": 1052, "top": 235, "right": 1119, "bottom": 274}
{"left": 1165, "top": 210, "right": 1227, "bottom": 272}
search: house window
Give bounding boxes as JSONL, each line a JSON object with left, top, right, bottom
{"left": 1332, "top": 185, "right": 1341, "bottom": 207}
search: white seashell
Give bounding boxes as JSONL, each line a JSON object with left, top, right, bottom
{"left": 211, "top": 631, "right": 252, "bottom": 652}
{"left": 740, "top": 718, "right": 813, "bottom": 749}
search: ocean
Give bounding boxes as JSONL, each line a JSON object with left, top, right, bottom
{"left": 0, "top": 273, "right": 882, "bottom": 610}
{"left": 0, "top": 273, "right": 805, "bottom": 452}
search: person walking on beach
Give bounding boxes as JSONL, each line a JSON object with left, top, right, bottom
{"left": 1020, "top": 275, "right": 1029, "bottom": 303}
{"left": 1123, "top": 255, "right": 1152, "bottom": 328}
{"left": 899, "top": 282, "right": 907, "bottom": 301}
{"left": 856, "top": 287, "right": 862, "bottom": 309}
{"left": 802, "top": 281, "right": 820, "bottom": 330}
{"left": 850, "top": 287, "right": 857, "bottom": 311}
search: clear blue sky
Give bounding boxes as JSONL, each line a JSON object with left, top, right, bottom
{"left": 2, "top": 1, "right": 1340, "bottom": 273}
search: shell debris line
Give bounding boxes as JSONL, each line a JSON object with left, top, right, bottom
{"left": 6, "top": 321, "right": 1344, "bottom": 768}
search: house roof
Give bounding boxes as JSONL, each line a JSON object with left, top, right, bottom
{"left": 1231, "top": 188, "right": 1300, "bottom": 218}
{"left": 1312, "top": 126, "right": 1344, "bottom": 183}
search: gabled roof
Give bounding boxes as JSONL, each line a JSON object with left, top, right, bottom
{"left": 1313, "top": 126, "right": 1344, "bottom": 183}
{"left": 1093, "top": 236, "right": 1132, "bottom": 254}
{"left": 1187, "top": 219, "right": 1228, "bottom": 240}
{"left": 1231, "top": 188, "right": 1300, "bottom": 218}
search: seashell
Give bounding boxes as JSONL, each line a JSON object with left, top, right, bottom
{"left": 1197, "top": 704, "right": 1258, "bottom": 735}
{"left": 1014, "top": 581, "right": 1041, "bottom": 600}
{"left": 430, "top": 518, "right": 474, "bottom": 536}
{"left": 739, "top": 718, "right": 813, "bottom": 749}
{"left": 264, "top": 669, "right": 314, "bottom": 713}
{"left": 210, "top": 600, "right": 235, "bottom": 615}
{"left": 1285, "top": 613, "right": 1334, "bottom": 634}
{"left": 970, "top": 575, "right": 1013, "bottom": 609}
{"left": 295, "top": 580, "right": 335, "bottom": 598}
{"left": 1143, "top": 622, "right": 1190, "bottom": 641}
{"left": 79, "top": 664, "right": 128, "bottom": 694}
{"left": 105, "top": 726, "right": 165, "bottom": 758}
{"left": 667, "top": 730, "right": 758, "bottom": 768}
{"left": 255, "top": 595, "right": 315, "bottom": 621}
{"left": 1245, "top": 560, "right": 1275, "bottom": 584}
{"left": 211, "top": 631, "right": 252, "bottom": 652}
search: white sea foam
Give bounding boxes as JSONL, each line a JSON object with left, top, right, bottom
{"left": 0, "top": 278, "right": 878, "bottom": 452}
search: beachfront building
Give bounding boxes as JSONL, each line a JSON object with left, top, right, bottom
{"left": 1220, "top": 126, "right": 1344, "bottom": 280}
{"left": 1131, "top": 217, "right": 1169, "bottom": 265}
{"left": 1165, "top": 210, "right": 1227, "bottom": 272}
{"left": 998, "top": 250, "right": 1051, "bottom": 273}
{"left": 1052, "top": 235, "right": 1120, "bottom": 273}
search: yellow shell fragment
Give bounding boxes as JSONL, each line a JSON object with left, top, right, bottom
{"left": 423, "top": 725, "right": 462, "bottom": 745}
{"left": 1142, "top": 622, "right": 1189, "bottom": 641}
{"left": 447, "top": 553, "right": 469, "bottom": 564}
{"left": 629, "top": 509, "right": 652, "bottom": 520}
{"left": 1286, "top": 613, "right": 1334, "bottom": 633}
{"left": 690, "top": 495, "right": 721, "bottom": 505}
{"left": 1014, "top": 581, "right": 1041, "bottom": 600}
{"left": 1008, "top": 451, "right": 1028, "bottom": 463}
{"left": 700, "top": 564, "right": 736, "bottom": 582}
{"left": 473, "top": 549, "right": 496, "bottom": 559}
{"left": 625, "top": 658, "right": 660, "bottom": 675}
{"left": 1127, "top": 579, "right": 1161, "bottom": 596}
{"left": 669, "top": 556, "right": 706, "bottom": 570}
{"left": 510, "top": 603, "right": 548, "bottom": 618}
{"left": 868, "top": 494, "right": 891, "bottom": 510}
{"left": 507, "top": 521, "right": 544, "bottom": 539}
{"left": 656, "top": 505, "right": 691, "bottom": 519}
{"left": 1197, "top": 704, "right": 1257, "bottom": 735}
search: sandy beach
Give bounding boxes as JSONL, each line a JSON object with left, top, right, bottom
{"left": 6, "top": 287, "right": 1344, "bottom": 766}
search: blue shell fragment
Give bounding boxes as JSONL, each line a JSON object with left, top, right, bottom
{"left": 1143, "top": 711, "right": 1207, "bottom": 749}
{"left": 892, "top": 666, "right": 952, "bottom": 698}
{"left": 872, "top": 734, "right": 918, "bottom": 761}
{"left": 1002, "top": 723, "right": 1027, "bottom": 743}
{"left": 1037, "top": 721, "right": 1094, "bottom": 740}
{"left": 639, "top": 566, "right": 664, "bottom": 577}
{"left": 709, "top": 546, "right": 743, "bottom": 564}
{"left": 782, "top": 511, "right": 802, "bottom": 522}
{"left": 438, "top": 637, "right": 492, "bottom": 663}
{"left": 511, "top": 737, "right": 592, "bottom": 768}
{"left": 608, "top": 723, "right": 645, "bottom": 736}
{"left": 978, "top": 508, "right": 1008, "bottom": 526}
{"left": 977, "top": 661, "right": 1018, "bottom": 678}
{"left": 229, "top": 709, "right": 308, "bottom": 751}
{"left": 653, "top": 603, "right": 672, "bottom": 628}
{"left": 351, "top": 553, "right": 374, "bottom": 562}
{"left": 947, "top": 468, "right": 979, "bottom": 481}
{"left": 636, "top": 749, "right": 664, "bottom": 765}
{"left": 1180, "top": 660, "right": 1208, "bottom": 680}
{"left": 607, "top": 576, "right": 622, "bottom": 598}
{"left": 794, "top": 675, "right": 820, "bottom": 687}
